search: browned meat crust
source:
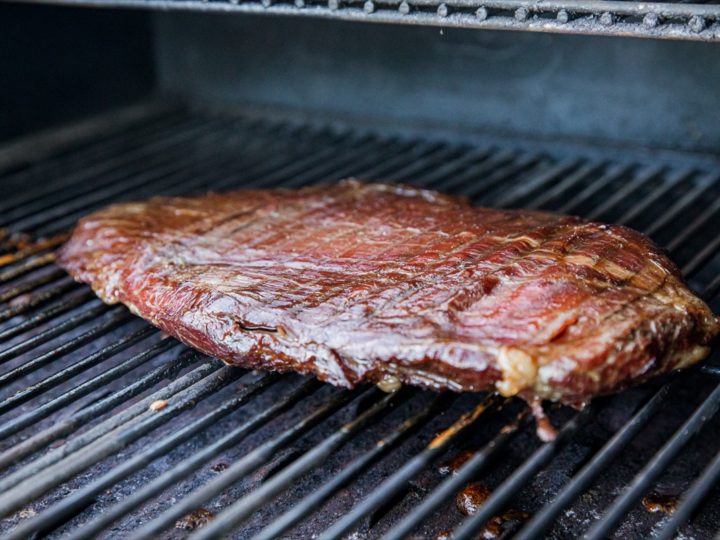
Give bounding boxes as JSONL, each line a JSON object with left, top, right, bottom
{"left": 57, "top": 180, "right": 719, "bottom": 404}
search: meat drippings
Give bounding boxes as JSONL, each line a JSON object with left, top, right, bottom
{"left": 175, "top": 508, "right": 215, "bottom": 530}
{"left": 210, "top": 461, "right": 229, "bottom": 473}
{"left": 455, "top": 483, "right": 529, "bottom": 538}
{"left": 455, "top": 483, "right": 491, "bottom": 515}
{"left": 530, "top": 398, "right": 557, "bottom": 442}
{"left": 438, "top": 449, "right": 476, "bottom": 476}
{"left": 642, "top": 492, "right": 678, "bottom": 514}
{"left": 496, "top": 347, "right": 537, "bottom": 397}
{"left": 149, "top": 399, "right": 168, "bottom": 412}
{"left": 479, "top": 509, "right": 530, "bottom": 539}
{"left": 377, "top": 375, "right": 402, "bottom": 393}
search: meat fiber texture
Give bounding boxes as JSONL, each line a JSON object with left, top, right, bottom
{"left": 57, "top": 180, "right": 719, "bottom": 405}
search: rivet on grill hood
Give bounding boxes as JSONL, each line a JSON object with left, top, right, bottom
{"left": 688, "top": 15, "right": 706, "bottom": 33}
{"left": 643, "top": 12, "right": 660, "bottom": 28}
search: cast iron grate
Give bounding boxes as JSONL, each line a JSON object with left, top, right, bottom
{"left": 15, "top": 0, "right": 720, "bottom": 42}
{"left": 0, "top": 102, "right": 719, "bottom": 539}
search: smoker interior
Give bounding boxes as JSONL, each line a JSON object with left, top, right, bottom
{"left": 2, "top": 4, "right": 720, "bottom": 539}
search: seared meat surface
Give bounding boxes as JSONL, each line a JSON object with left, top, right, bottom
{"left": 57, "top": 180, "right": 719, "bottom": 404}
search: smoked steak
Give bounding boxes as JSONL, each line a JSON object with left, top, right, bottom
{"left": 57, "top": 180, "right": 719, "bottom": 404}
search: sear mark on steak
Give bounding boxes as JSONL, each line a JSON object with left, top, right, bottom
{"left": 57, "top": 180, "right": 720, "bottom": 409}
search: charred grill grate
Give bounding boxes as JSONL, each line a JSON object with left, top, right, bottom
{"left": 12, "top": 0, "right": 720, "bottom": 41}
{"left": 0, "top": 103, "right": 719, "bottom": 539}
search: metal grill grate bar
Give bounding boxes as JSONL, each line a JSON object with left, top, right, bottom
{"left": 0, "top": 268, "right": 66, "bottom": 304}
{"left": 0, "top": 115, "right": 214, "bottom": 227}
{"left": 452, "top": 407, "right": 596, "bottom": 540}
{"left": 0, "top": 292, "right": 96, "bottom": 342}
{"left": 0, "top": 337, "right": 178, "bottom": 441}
{"left": 460, "top": 153, "right": 545, "bottom": 199}
{"left": 0, "top": 325, "right": 156, "bottom": 416}
{"left": 513, "top": 383, "right": 676, "bottom": 539}
{"left": 0, "top": 310, "right": 132, "bottom": 387}
{"left": 615, "top": 168, "right": 692, "bottom": 225}
{"left": 0, "top": 303, "right": 111, "bottom": 364}
{"left": 65, "top": 377, "right": 321, "bottom": 539}
{"left": 433, "top": 148, "right": 516, "bottom": 193}
{"left": 132, "top": 385, "right": 363, "bottom": 539}
{"left": 705, "top": 272, "right": 720, "bottom": 301}
{"left": 412, "top": 147, "right": 492, "bottom": 188}
{"left": 0, "top": 363, "right": 240, "bottom": 521}
{"left": 524, "top": 161, "right": 604, "bottom": 210}
{"left": 656, "top": 446, "right": 720, "bottom": 539}
{"left": 0, "top": 111, "right": 190, "bottom": 214}
{"left": 0, "top": 234, "right": 67, "bottom": 269}
{"left": 666, "top": 193, "right": 720, "bottom": 252}
{"left": 556, "top": 163, "right": 632, "bottom": 214}
{"left": 257, "top": 394, "right": 453, "bottom": 540}
{"left": 0, "top": 350, "right": 205, "bottom": 472}
{"left": 491, "top": 158, "right": 582, "bottom": 208}
{"left": 193, "top": 389, "right": 403, "bottom": 539}
{"left": 584, "top": 380, "right": 720, "bottom": 540}
{"left": 23, "top": 125, "right": 245, "bottom": 234}
{"left": 1, "top": 108, "right": 719, "bottom": 539}
{"left": 585, "top": 165, "right": 664, "bottom": 221}
{"left": 4, "top": 116, "right": 280, "bottom": 234}
{"left": 8, "top": 371, "right": 278, "bottom": 539}
{"left": 319, "top": 396, "right": 502, "bottom": 540}
{"left": 0, "top": 349, "right": 202, "bottom": 468}
{"left": 644, "top": 173, "right": 719, "bottom": 237}
{"left": 0, "top": 279, "right": 78, "bottom": 323}
{"left": 382, "top": 408, "right": 529, "bottom": 540}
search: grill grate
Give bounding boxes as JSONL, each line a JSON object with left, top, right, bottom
{"left": 13, "top": 0, "right": 720, "bottom": 41}
{"left": 0, "top": 103, "right": 719, "bottom": 539}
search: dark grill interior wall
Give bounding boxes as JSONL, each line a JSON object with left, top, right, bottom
{"left": 155, "top": 13, "right": 720, "bottom": 153}
{"left": 0, "top": 4, "right": 154, "bottom": 143}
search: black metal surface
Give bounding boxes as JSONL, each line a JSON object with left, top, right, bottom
{"left": 0, "top": 4, "right": 153, "bottom": 143}
{"left": 0, "top": 104, "right": 719, "bottom": 539}
{"left": 17, "top": 0, "right": 720, "bottom": 41}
